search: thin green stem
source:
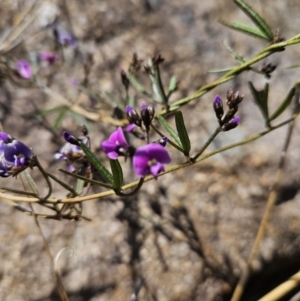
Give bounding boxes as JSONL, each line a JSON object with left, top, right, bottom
{"left": 34, "top": 156, "right": 53, "bottom": 201}
{"left": 164, "top": 34, "right": 300, "bottom": 114}
{"left": 192, "top": 126, "right": 222, "bottom": 161}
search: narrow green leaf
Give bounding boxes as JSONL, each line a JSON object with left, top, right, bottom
{"left": 46, "top": 172, "right": 79, "bottom": 194}
{"left": 79, "top": 142, "right": 114, "bottom": 185}
{"left": 285, "top": 63, "right": 300, "bottom": 69}
{"left": 54, "top": 107, "right": 67, "bottom": 130}
{"left": 269, "top": 87, "right": 296, "bottom": 121}
{"left": 248, "top": 82, "right": 269, "bottom": 120}
{"left": 208, "top": 66, "right": 236, "bottom": 73}
{"left": 24, "top": 170, "right": 39, "bottom": 195}
{"left": 128, "top": 95, "right": 135, "bottom": 107}
{"left": 168, "top": 76, "right": 177, "bottom": 93}
{"left": 218, "top": 20, "right": 270, "bottom": 41}
{"left": 233, "top": 0, "right": 273, "bottom": 41}
{"left": 128, "top": 75, "right": 145, "bottom": 92}
{"left": 78, "top": 85, "right": 107, "bottom": 105}
{"left": 223, "top": 41, "right": 246, "bottom": 63}
{"left": 0, "top": 186, "right": 37, "bottom": 197}
{"left": 58, "top": 169, "right": 113, "bottom": 189}
{"left": 151, "top": 124, "right": 184, "bottom": 153}
{"left": 175, "top": 111, "right": 191, "bottom": 156}
{"left": 157, "top": 115, "right": 182, "bottom": 148}
{"left": 110, "top": 159, "right": 123, "bottom": 190}
{"left": 105, "top": 91, "right": 122, "bottom": 109}
{"left": 69, "top": 110, "right": 91, "bottom": 131}
{"left": 75, "top": 179, "right": 85, "bottom": 195}
{"left": 36, "top": 106, "right": 65, "bottom": 116}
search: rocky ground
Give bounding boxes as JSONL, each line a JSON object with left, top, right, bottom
{"left": 1, "top": 0, "right": 300, "bottom": 301}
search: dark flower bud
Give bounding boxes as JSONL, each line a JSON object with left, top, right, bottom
{"left": 126, "top": 105, "right": 142, "bottom": 127}
{"left": 120, "top": 69, "right": 130, "bottom": 91}
{"left": 63, "top": 131, "right": 80, "bottom": 145}
{"left": 213, "top": 95, "right": 224, "bottom": 120}
{"left": 222, "top": 116, "right": 240, "bottom": 131}
{"left": 141, "top": 103, "right": 155, "bottom": 130}
{"left": 157, "top": 136, "right": 168, "bottom": 147}
{"left": 80, "top": 124, "right": 88, "bottom": 136}
{"left": 227, "top": 90, "right": 244, "bottom": 109}
{"left": 222, "top": 106, "right": 238, "bottom": 124}
{"left": 261, "top": 63, "right": 276, "bottom": 79}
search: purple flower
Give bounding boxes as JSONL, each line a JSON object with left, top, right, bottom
{"left": 125, "top": 124, "right": 136, "bottom": 132}
{"left": 101, "top": 127, "right": 129, "bottom": 160}
{"left": 53, "top": 27, "right": 77, "bottom": 48}
{"left": 15, "top": 60, "right": 32, "bottom": 79}
{"left": 222, "top": 116, "right": 240, "bottom": 131}
{"left": 54, "top": 131, "right": 89, "bottom": 161}
{"left": 0, "top": 132, "right": 34, "bottom": 177}
{"left": 133, "top": 143, "right": 171, "bottom": 178}
{"left": 39, "top": 51, "right": 59, "bottom": 65}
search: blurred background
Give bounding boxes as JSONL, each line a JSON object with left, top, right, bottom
{"left": 1, "top": 0, "right": 300, "bottom": 300}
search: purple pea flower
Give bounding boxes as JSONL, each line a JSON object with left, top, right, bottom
{"left": 0, "top": 132, "right": 34, "bottom": 177}
{"left": 133, "top": 143, "right": 171, "bottom": 178}
{"left": 54, "top": 131, "right": 89, "bottom": 162}
{"left": 15, "top": 60, "right": 32, "bottom": 79}
{"left": 38, "top": 51, "right": 59, "bottom": 65}
{"left": 101, "top": 127, "right": 129, "bottom": 160}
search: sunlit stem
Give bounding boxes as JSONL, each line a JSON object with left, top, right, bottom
{"left": 191, "top": 126, "right": 222, "bottom": 161}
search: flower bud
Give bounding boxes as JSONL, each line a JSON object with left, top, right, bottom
{"left": 126, "top": 105, "right": 142, "bottom": 127}
{"left": 222, "top": 116, "right": 240, "bottom": 131}
{"left": 227, "top": 89, "right": 244, "bottom": 109}
{"left": 120, "top": 69, "right": 130, "bottom": 91}
{"left": 141, "top": 103, "right": 155, "bottom": 130}
{"left": 213, "top": 95, "right": 224, "bottom": 120}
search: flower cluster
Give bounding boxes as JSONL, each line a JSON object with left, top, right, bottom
{"left": 213, "top": 90, "right": 243, "bottom": 131}
{"left": 126, "top": 103, "right": 155, "bottom": 133}
{"left": 102, "top": 127, "right": 171, "bottom": 177}
{"left": 101, "top": 102, "right": 171, "bottom": 178}
{"left": 54, "top": 131, "right": 89, "bottom": 172}
{"left": 0, "top": 132, "right": 34, "bottom": 177}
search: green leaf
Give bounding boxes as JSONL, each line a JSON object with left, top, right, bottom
{"left": 79, "top": 142, "right": 114, "bottom": 185}
{"left": 168, "top": 76, "right": 177, "bottom": 93}
{"left": 208, "top": 66, "right": 236, "bottom": 73}
{"left": 78, "top": 85, "right": 107, "bottom": 105}
{"left": 24, "top": 170, "right": 39, "bottom": 195}
{"left": 69, "top": 110, "right": 92, "bottom": 131}
{"left": 248, "top": 82, "right": 269, "bottom": 120}
{"left": 269, "top": 87, "right": 296, "bottom": 121}
{"left": 75, "top": 179, "right": 85, "bottom": 195}
{"left": 54, "top": 107, "right": 67, "bottom": 130}
{"left": 128, "top": 95, "right": 135, "bottom": 107}
{"left": 151, "top": 124, "right": 185, "bottom": 153}
{"left": 128, "top": 75, "right": 151, "bottom": 97}
{"left": 110, "top": 159, "right": 123, "bottom": 190}
{"left": 58, "top": 169, "right": 113, "bottom": 189}
{"left": 36, "top": 105, "right": 65, "bottom": 117}
{"left": 285, "top": 63, "right": 300, "bottom": 69}
{"left": 175, "top": 111, "right": 191, "bottom": 156}
{"left": 223, "top": 41, "right": 246, "bottom": 63}
{"left": 105, "top": 92, "right": 122, "bottom": 109}
{"left": 157, "top": 115, "right": 182, "bottom": 148}
{"left": 233, "top": 0, "right": 273, "bottom": 41}
{"left": 218, "top": 20, "right": 270, "bottom": 41}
